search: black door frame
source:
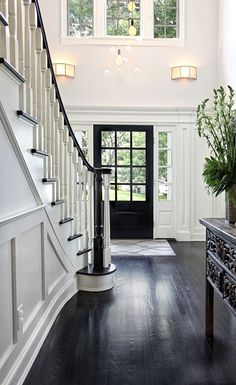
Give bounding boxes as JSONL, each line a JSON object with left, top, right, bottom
{"left": 94, "top": 125, "right": 153, "bottom": 239}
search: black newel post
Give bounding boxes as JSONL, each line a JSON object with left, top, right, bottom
{"left": 93, "top": 168, "right": 112, "bottom": 271}
{"left": 93, "top": 169, "right": 104, "bottom": 270}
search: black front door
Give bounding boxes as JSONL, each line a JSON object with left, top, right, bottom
{"left": 94, "top": 125, "right": 153, "bottom": 239}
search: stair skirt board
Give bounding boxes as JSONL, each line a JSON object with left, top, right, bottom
{"left": 0, "top": 58, "right": 25, "bottom": 83}
{"left": 77, "top": 264, "right": 117, "bottom": 292}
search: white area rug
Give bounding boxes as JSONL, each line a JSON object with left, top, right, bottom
{"left": 111, "top": 239, "right": 176, "bottom": 257}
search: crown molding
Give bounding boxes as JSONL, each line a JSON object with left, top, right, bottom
{"left": 65, "top": 105, "right": 197, "bottom": 125}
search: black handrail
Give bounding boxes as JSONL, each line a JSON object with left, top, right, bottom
{"left": 32, "top": 0, "right": 94, "bottom": 172}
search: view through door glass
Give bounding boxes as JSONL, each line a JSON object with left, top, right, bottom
{"left": 94, "top": 125, "right": 153, "bottom": 239}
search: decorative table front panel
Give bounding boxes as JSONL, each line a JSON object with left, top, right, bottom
{"left": 200, "top": 218, "right": 236, "bottom": 338}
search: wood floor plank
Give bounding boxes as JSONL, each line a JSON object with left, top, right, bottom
{"left": 23, "top": 242, "right": 236, "bottom": 385}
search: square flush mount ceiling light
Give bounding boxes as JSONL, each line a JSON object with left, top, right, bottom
{"left": 53, "top": 63, "right": 75, "bottom": 78}
{"left": 171, "top": 65, "right": 197, "bottom": 80}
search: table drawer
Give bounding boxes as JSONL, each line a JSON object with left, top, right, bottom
{"left": 207, "top": 229, "right": 236, "bottom": 278}
{"left": 206, "top": 256, "right": 224, "bottom": 293}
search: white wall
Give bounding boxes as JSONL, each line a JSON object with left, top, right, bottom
{"left": 217, "top": 0, "right": 236, "bottom": 88}
{"left": 39, "top": 0, "right": 218, "bottom": 108}
{"left": 68, "top": 106, "right": 224, "bottom": 241}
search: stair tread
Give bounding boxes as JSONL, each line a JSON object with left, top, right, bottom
{"left": 0, "top": 58, "right": 25, "bottom": 83}
{"left": 0, "top": 12, "right": 8, "bottom": 26}
{"left": 42, "top": 177, "right": 57, "bottom": 183}
{"left": 77, "top": 248, "right": 92, "bottom": 256}
{"left": 31, "top": 149, "right": 48, "bottom": 157}
{"left": 51, "top": 200, "right": 65, "bottom": 206}
{"left": 17, "top": 110, "right": 38, "bottom": 125}
{"left": 59, "top": 217, "right": 74, "bottom": 225}
{"left": 68, "top": 233, "right": 83, "bottom": 241}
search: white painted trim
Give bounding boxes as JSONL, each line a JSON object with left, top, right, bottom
{"left": 3, "top": 278, "right": 77, "bottom": 385}
{"left": 61, "top": 0, "right": 185, "bottom": 47}
{"left": 61, "top": 36, "right": 185, "bottom": 47}
{"left": 0, "top": 205, "right": 46, "bottom": 226}
{"left": 0, "top": 102, "right": 42, "bottom": 205}
{"left": 0, "top": 63, "right": 23, "bottom": 85}
{"left": 78, "top": 274, "right": 115, "bottom": 292}
{"left": 66, "top": 105, "right": 196, "bottom": 117}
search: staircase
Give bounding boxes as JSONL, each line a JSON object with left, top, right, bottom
{"left": 0, "top": 1, "right": 116, "bottom": 384}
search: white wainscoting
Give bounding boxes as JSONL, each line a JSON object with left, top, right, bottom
{"left": 0, "top": 206, "right": 77, "bottom": 385}
{"left": 66, "top": 105, "right": 224, "bottom": 241}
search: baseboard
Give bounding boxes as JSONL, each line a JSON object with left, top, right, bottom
{"left": 176, "top": 231, "right": 191, "bottom": 241}
{"left": 2, "top": 277, "right": 78, "bottom": 385}
{"left": 191, "top": 233, "right": 206, "bottom": 241}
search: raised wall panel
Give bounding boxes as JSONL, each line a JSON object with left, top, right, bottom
{"left": 46, "top": 234, "right": 68, "bottom": 295}
{"left": 0, "top": 241, "right": 14, "bottom": 368}
{"left": 17, "top": 224, "right": 43, "bottom": 332}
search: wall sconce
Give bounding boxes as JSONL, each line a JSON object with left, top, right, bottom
{"left": 53, "top": 63, "right": 75, "bottom": 78}
{"left": 171, "top": 65, "right": 197, "bottom": 80}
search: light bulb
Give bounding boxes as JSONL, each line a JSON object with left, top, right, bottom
{"left": 115, "top": 49, "right": 124, "bottom": 66}
{"left": 128, "top": 0, "right": 136, "bottom": 12}
{"left": 128, "top": 20, "right": 137, "bottom": 36}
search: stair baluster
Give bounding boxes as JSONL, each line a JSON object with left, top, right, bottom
{"left": 82, "top": 165, "right": 89, "bottom": 251}
{"left": 29, "top": 2, "right": 36, "bottom": 120}
{"left": 17, "top": 0, "right": 25, "bottom": 110}
{"left": 77, "top": 157, "right": 83, "bottom": 240}
{"left": 35, "top": 27, "right": 43, "bottom": 152}
{"left": 54, "top": 100, "right": 60, "bottom": 202}
{"left": 41, "top": 49, "right": 47, "bottom": 153}
{"left": 8, "top": 0, "right": 18, "bottom": 68}
{"left": 63, "top": 125, "right": 69, "bottom": 220}
{"left": 0, "top": 0, "right": 10, "bottom": 60}
{"left": 50, "top": 85, "right": 56, "bottom": 180}
{"left": 45, "top": 68, "right": 52, "bottom": 178}
{"left": 68, "top": 136, "right": 74, "bottom": 226}
{"left": 23, "top": 0, "right": 32, "bottom": 115}
{"left": 72, "top": 147, "right": 79, "bottom": 237}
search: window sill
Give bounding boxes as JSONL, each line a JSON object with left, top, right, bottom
{"left": 60, "top": 36, "right": 185, "bottom": 47}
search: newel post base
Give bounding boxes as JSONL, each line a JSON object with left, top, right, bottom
{"left": 77, "top": 168, "right": 117, "bottom": 292}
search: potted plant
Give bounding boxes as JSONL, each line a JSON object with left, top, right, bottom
{"left": 196, "top": 86, "right": 236, "bottom": 224}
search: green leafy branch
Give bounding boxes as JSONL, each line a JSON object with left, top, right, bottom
{"left": 196, "top": 86, "right": 236, "bottom": 199}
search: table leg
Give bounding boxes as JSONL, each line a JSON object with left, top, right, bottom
{"left": 206, "top": 279, "right": 214, "bottom": 339}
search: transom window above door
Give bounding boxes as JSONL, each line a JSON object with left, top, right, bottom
{"left": 101, "top": 130, "right": 147, "bottom": 201}
{"left": 62, "top": 0, "right": 184, "bottom": 46}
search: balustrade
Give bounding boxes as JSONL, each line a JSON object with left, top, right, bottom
{"left": 0, "top": 0, "right": 115, "bottom": 283}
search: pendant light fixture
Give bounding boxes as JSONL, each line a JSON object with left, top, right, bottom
{"left": 114, "top": 49, "right": 124, "bottom": 66}
{"left": 127, "top": 0, "right": 136, "bottom": 12}
{"left": 128, "top": 19, "right": 137, "bottom": 36}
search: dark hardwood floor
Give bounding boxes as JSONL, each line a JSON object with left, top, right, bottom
{"left": 23, "top": 242, "right": 236, "bottom": 385}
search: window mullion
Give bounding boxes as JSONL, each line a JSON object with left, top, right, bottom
{"left": 94, "top": 0, "right": 106, "bottom": 37}
{"left": 141, "top": 0, "right": 154, "bottom": 39}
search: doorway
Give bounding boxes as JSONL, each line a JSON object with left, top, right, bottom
{"left": 94, "top": 125, "right": 153, "bottom": 239}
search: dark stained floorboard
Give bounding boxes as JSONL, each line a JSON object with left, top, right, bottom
{"left": 23, "top": 242, "right": 236, "bottom": 385}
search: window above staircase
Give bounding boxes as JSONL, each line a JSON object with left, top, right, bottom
{"left": 61, "top": 0, "right": 185, "bottom": 47}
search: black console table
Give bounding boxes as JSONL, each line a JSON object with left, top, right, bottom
{"left": 200, "top": 218, "right": 236, "bottom": 339}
